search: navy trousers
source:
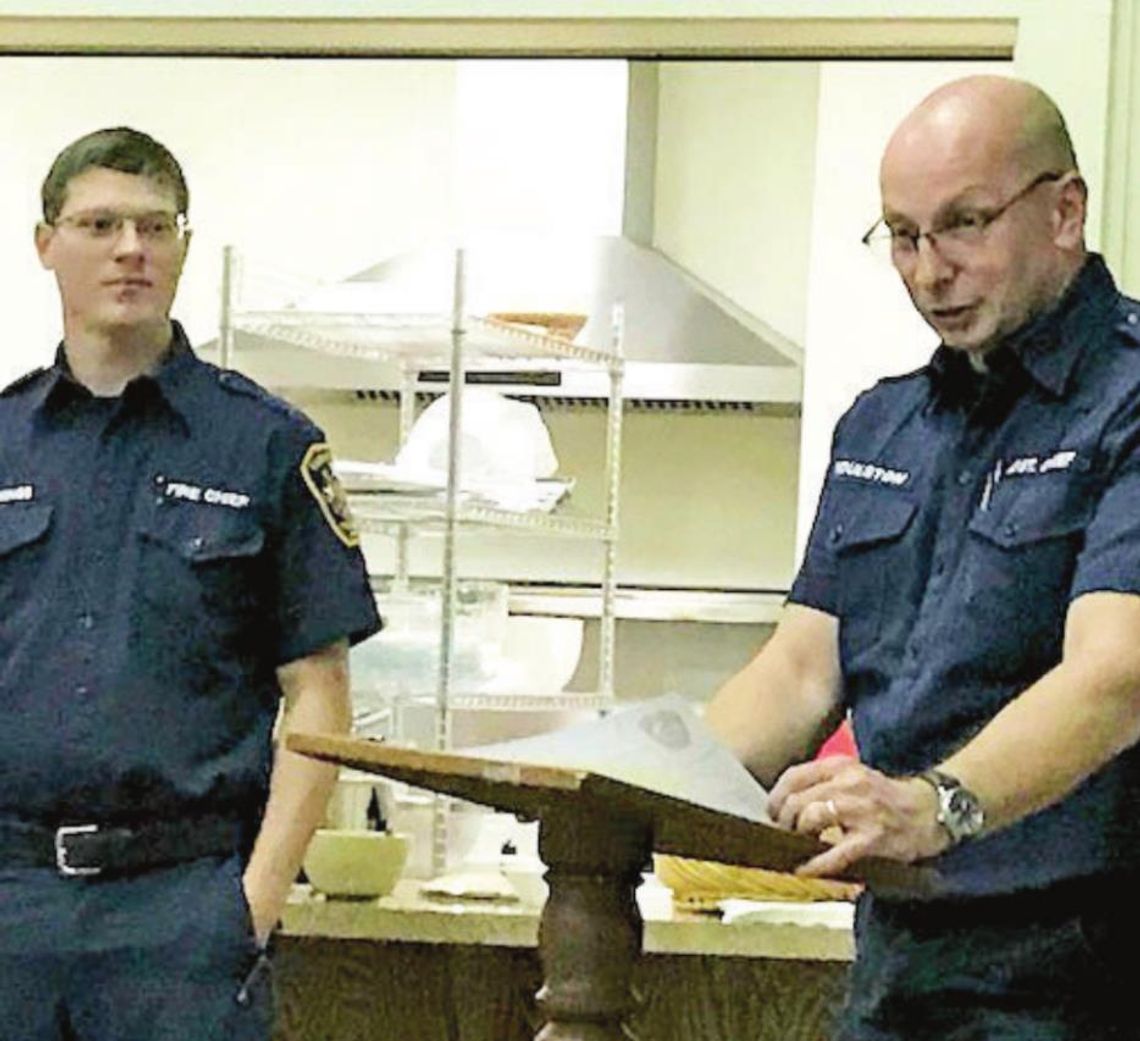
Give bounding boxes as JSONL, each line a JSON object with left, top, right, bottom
{"left": 838, "top": 880, "right": 1136, "bottom": 1041}
{"left": 0, "top": 854, "right": 271, "bottom": 1041}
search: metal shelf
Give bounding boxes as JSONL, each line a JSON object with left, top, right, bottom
{"left": 351, "top": 496, "right": 613, "bottom": 540}
{"left": 222, "top": 246, "right": 624, "bottom": 877}
{"left": 232, "top": 311, "right": 620, "bottom": 369}
{"left": 507, "top": 586, "right": 785, "bottom": 624}
{"left": 356, "top": 690, "right": 615, "bottom": 713}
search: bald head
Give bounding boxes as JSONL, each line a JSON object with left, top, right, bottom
{"left": 884, "top": 76, "right": 1076, "bottom": 191}
{"left": 875, "top": 75, "right": 1088, "bottom": 355}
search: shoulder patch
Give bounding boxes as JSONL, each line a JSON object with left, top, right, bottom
{"left": 300, "top": 442, "right": 360, "bottom": 548}
{"left": 1, "top": 366, "right": 49, "bottom": 398}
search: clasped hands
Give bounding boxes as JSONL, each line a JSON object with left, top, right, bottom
{"left": 768, "top": 756, "right": 950, "bottom": 879}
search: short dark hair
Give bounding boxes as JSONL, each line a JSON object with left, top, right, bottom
{"left": 41, "top": 126, "right": 189, "bottom": 224}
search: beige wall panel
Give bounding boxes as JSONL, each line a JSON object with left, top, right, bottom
{"left": 653, "top": 62, "right": 820, "bottom": 346}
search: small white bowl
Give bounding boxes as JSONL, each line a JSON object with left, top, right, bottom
{"left": 501, "top": 854, "right": 549, "bottom": 907}
{"left": 303, "top": 829, "right": 410, "bottom": 898}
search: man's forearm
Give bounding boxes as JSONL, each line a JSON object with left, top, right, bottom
{"left": 705, "top": 604, "right": 843, "bottom": 787}
{"left": 941, "top": 591, "right": 1140, "bottom": 835}
{"left": 941, "top": 658, "right": 1140, "bottom": 835}
{"left": 243, "top": 643, "right": 352, "bottom": 941}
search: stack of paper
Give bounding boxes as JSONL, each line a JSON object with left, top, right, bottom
{"left": 335, "top": 459, "right": 572, "bottom": 514}
{"left": 467, "top": 694, "right": 772, "bottom": 825}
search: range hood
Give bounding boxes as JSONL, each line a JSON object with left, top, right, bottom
{"left": 213, "top": 234, "right": 803, "bottom": 406}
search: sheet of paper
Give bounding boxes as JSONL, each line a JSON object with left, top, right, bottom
{"left": 466, "top": 694, "right": 772, "bottom": 824}
{"left": 719, "top": 899, "right": 855, "bottom": 928}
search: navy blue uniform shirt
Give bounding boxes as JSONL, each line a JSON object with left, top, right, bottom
{"left": 791, "top": 255, "right": 1140, "bottom": 896}
{"left": 0, "top": 322, "right": 380, "bottom": 831}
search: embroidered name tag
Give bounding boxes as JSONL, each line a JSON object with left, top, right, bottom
{"left": 0, "top": 484, "right": 33, "bottom": 504}
{"left": 1003, "top": 449, "right": 1077, "bottom": 477}
{"left": 163, "top": 480, "right": 251, "bottom": 510}
{"left": 833, "top": 459, "right": 910, "bottom": 487}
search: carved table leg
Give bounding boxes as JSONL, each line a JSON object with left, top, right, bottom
{"left": 535, "top": 807, "right": 652, "bottom": 1041}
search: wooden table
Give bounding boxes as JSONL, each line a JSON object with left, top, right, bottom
{"left": 288, "top": 734, "right": 928, "bottom": 1041}
{"left": 273, "top": 880, "right": 855, "bottom": 1041}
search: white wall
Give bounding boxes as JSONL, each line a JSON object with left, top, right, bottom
{"left": 454, "top": 60, "right": 626, "bottom": 238}
{"left": 654, "top": 62, "right": 820, "bottom": 348}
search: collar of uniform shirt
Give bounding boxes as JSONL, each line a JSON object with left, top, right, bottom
{"left": 32, "top": 320, "right": 197, "bottom": 435}
{"left": 928, "top": 252, "right": 1118, "bottom": 408}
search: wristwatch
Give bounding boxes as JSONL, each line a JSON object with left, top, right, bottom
{"left": 918, "top": 768, "right": 985, "bottom": 845}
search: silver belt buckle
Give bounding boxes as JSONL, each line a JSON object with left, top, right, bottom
{"left": 55, "top": 823, "right": 102, "bottom": 877}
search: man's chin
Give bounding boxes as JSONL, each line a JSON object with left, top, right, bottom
{"left": 925, "top": 313, "right": 994, "bottom": 354}
{"left": 89, "top": 312, "right": 171, "bottom": 338}
{"left": 940, "top": 336, "right": 993, "bottom": 355}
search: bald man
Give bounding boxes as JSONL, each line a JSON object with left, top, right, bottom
{"left": 707, "top": 76, "right": 1140, "bottom": 1039}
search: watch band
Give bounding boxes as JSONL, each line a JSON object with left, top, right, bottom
{"left": 917, "top": 768, "right": 985, "bottom": 845}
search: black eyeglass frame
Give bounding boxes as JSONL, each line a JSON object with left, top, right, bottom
{"left": 860, "top": 170, "right": 1067, "bottom": 256}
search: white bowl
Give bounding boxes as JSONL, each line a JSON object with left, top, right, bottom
{"left": 303, "top": 829, "right": 410, "bottom": 898}
{"left": 497, "top": 615, "right": 584, "bottom": 694}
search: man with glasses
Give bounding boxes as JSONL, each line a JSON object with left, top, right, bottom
{"left": 0, "top": 127, "right": 380, "bottom": 1039}
{"left": 708, "top": 75, "right": 1140, "bottom": 1039}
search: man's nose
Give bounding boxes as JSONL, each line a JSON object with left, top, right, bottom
{"left": 112, "top": 218, "right": 145, "bottom": 254}
{"left": 909, "top": 235, "right": 955, "bottom": 290}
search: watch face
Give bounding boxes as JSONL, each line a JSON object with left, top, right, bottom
{"left": 946, "top": 787, "right": 984, "bottom": 838}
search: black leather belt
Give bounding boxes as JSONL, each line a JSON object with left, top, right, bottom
{"left": 0, "top": 816, "right": 246, "bottom": 877}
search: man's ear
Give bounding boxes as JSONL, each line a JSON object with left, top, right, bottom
{"left": 35, "top": 222, "right": 54, "bottom": 270}
{"left": 174, "top": 229, "right": 191, "bottom": 278}
{"left": 1052, "top": 173, "right": 1087, "bottom": 250}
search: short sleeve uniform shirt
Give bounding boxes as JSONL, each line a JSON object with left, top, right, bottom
{"left": 0, "top": 323, "right": 381, "bottom": 830}
{"left": 791, "top": 256, "right": 1140, "bottom": 895}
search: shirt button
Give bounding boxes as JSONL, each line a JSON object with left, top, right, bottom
{"left": 1003, "top": 522, "right": 1018, "bottom": 539}
{"left": 829, "top": 524, "right": 844, "bottom": 544}
{"left": 188, "top": 536, "right": 205, "bottom": 553}
{"left": 75, "top": 684, "right": 89, "bottom": 697}
{"left": 1128, "top": 312, "right": 1138, "bottom": 326}
{"left": 957, "top": 472, "right": 972, "bottom": 486}
{"left": 154, "top": 474, "right": 166, "bottom": 486}
{"left": 78, "top": 612, "right": 95, "bottom": 631}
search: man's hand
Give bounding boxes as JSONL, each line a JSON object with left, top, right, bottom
{"left": 242, "top": 876, "right": 283, "bottom": 947}
{"left": 768, "top": 756, "right": 949, "bottom": 878}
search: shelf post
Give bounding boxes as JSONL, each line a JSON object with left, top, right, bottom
{"left": 431, "top": 245, "right": 468, "bottom": 875}
{"left": 393, "top": 365, "right": 418, "bottom": 593}
{"left": 220, "top": 245, "right": 238, "bottom": 369}
{"left": 598, "top": 303, "right": 625, "bottom": 699}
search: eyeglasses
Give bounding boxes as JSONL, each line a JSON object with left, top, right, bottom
{"left": 51, "top": 209, "right": 190, "bottom": 245}
{"left": 861, "top": 171, "right": 1064, "bottom": 265}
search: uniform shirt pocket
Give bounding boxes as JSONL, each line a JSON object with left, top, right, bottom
{"left": 0, "top": 503, "right": 54, "bottom": 624}
{"left": 135, "top": 509, "right": 268, "bottom": 661}
{"left": 967, "top": 476, "right": 1092, "bottom": 548}
{"left": 965, "top": 476, "right": 1095, "bottom": 658}
{"left": 831, "top": 493, "right": 918, "bottom": 655}
{"left": 0, "top": 502, "right": 52, "bottom": 558}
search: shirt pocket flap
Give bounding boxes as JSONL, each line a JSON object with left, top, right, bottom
{"left": 968, "top": 480, "right": 1093, "bottom": 548}
{"left": 830, "top": 494, "right": 917, "bottom": 554}
{"left": 140, "top": 515, "right": 265, "bottom": 563}
{"left": 0, "top": 503, "right": 53, "bottom": 558}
